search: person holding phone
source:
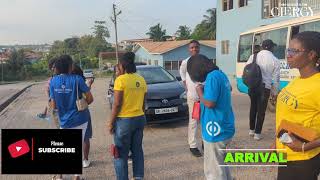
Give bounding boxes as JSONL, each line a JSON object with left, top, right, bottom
{"left": 108, "top": 52, "right": 147, "bottom": 180}
{"left": 275, "top": 31, "right": 320, "bottom": 180}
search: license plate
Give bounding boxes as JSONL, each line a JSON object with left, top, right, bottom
{"left": 155, "top": 107, "right": 178, "bottom": 114}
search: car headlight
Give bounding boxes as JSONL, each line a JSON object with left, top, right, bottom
{"left": 179, "top": 91, "right": 187, "bottom": 99}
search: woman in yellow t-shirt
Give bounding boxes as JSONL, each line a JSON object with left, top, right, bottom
{"left": 275, "top": 31, "right": 320, "bottom": 180}
{"left": 108, "top": 52, "right": 147, "bottom": 180}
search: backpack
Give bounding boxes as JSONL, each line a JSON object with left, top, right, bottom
{"left": 242, "top": 53, "right": 262, "bottom": 89}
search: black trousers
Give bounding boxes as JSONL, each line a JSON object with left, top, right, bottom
{"left": 248, "top": 87, "right": 270, "bottom": 134}
{"left": 278, "top": 153, "right": 320, "bottom": 180}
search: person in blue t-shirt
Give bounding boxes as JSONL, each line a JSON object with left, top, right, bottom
{"left": 187, "top": 54, "right": 235, "bottom": 180}
{"left": 49, "top": 55, "right": 93, "bottom": 180}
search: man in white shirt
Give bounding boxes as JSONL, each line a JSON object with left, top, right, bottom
{"left": 246, "top": 39, "right": 280, "bottom": 140}
{"left": 179, "top": 40, "right": 202, "bottom": 157}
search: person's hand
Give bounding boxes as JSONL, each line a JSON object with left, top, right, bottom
{"left": 271, "top": 94, "right": 277, "bottom": 101}
{"left": 195, "top": 84, "right": 204, "bottom": 97}
{"left": 86, "top": 78, "right": 94, "bottom": 88}
{"left": 283, "top": 133, "right": 303, "bottom": 152}
{"left": 108, "top": 121, "right": 115, "bottom": 135}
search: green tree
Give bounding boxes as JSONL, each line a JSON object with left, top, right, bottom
{"left": 6, "top": 49, "right": 26, "bottom": 80}
{"left": 92, "top": 21, "right": 110, "bottom": 40}
{"left": 175, "top": 25, "right": 191, "bottom": 40}
{"left": 146, "top": 23, "right": 167, "bottom": 41}
{"left": 90, "top": 21, "right": 113, "bottom": 57}
{"left": 191, "top": 8, "right": 216, "bottom": 40}
{"left": 49, "top": 40, "right": 66, "bottom": 56}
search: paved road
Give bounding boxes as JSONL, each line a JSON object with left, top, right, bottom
{"left": 0, "top": 82, "right": 35, "bottom": 108}
{"left": 0, "top": 78, "right": 279, "bottom": 180}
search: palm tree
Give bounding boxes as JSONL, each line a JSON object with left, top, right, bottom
{"left": 146, "top": 23, "right": 167, "bottom": 41}
{"left": 202, "top": 8, "right": 216, "bottom": 40}
{"left": 175, "top": 25, "right": 191, "bottom": 40}
{"left": 191, "top": 8, "right": 216, "bottom": 40}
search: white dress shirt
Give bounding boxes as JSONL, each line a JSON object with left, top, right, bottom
{"left": 179, "top": 57, "right": 199, "bottom": 101}
{"left": 246, "top": 50, "right": 280, "bottom": 95}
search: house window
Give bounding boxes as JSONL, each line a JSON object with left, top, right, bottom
{"left": 148, "top": 59, "right": 152, "bottom": 65}
{"left": 154, "top": 60, "right": 159, "bottom": 66}
{"left": 179, "top": 60, "right": 183, "bottom": 68}
{"left": 239, "top": 0, "right": 248, "bottom": 7}
{"left": 263, "top": 0, "right": 281, "bottom": 18}
{"left": 172, "top": 61, "right": 179, "bottom": 70}
{"left": 164, "top": 61, "right": 171, "bottom": 70}
{"left": 223, "top": 0, "right": 233, "bottom": 11}
{"left": 221, "top": 40, "right": 230, "bottom": 54}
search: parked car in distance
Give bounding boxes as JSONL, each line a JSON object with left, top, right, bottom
{"left": 83, "top": 69, "right": 94, "bottom": 78}
{"left": 107, "top": 65, "right": 188, "bottom": 124}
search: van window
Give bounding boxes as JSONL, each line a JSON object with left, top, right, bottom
{"left": 238, "top": 34, "right": 253, "bottom": 62}
{"left": 254, "top": 28, "right": 288, "bottom": 60}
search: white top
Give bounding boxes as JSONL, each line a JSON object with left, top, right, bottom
{"left": 246, "top": 50, "right": 280, "bottom": 95}
{"left": 179, "top": 57, "right": 199, "bottom": 101}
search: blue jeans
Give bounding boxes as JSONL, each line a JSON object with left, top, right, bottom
{"left": 113, "top": 115, "right": 146, "bottom": 180}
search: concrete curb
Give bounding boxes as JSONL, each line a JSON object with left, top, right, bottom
{"left": 0, "top": 84, "right": 34, "bottom": 112}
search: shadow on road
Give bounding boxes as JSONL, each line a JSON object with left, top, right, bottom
{"left": 146, "top": 119, "right": 188, "bottom": 129}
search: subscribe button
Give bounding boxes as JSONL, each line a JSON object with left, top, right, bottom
{"left": 1, "top": 129, "right": 82, "bottom": 174}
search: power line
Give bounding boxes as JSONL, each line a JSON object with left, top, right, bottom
{"left": 117, "top": 17, "right": 147, "bottom": 39}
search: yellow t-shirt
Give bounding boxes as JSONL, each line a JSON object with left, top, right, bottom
{"left": 276, "top": 73, "right": 320, "bottom": 161}
{"left": 114, "top": 73, "right": 147, "bottom": 118}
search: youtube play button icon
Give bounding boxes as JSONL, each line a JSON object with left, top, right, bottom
{"left": 8, "top": 139, "right": 30, "bottom": 158}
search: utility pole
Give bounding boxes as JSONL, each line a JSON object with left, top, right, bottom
{"left": 1, "top": 60, "right": 3, "bottom": 83}
{"left": 78, "top": 49, "right": 82, "bottom": 69}
{"left": 111, "top": 4, "right": 121, "bottom": 63}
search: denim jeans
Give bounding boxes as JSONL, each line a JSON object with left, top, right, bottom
{"left": 113, "top": 115, "right": 146, "bottom": 180}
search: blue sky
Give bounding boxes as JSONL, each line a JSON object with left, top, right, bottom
{"left": 0, "top": 0, "right": 216, "bottom": 45}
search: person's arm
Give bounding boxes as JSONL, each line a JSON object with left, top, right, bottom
{"left": 108, "top": 77, "right": 124, "bottom": 134}
{"left": 245, "top": 54, "right": 254, "bottom": 65}
{"left": 45, "top": 86, "right": 50, "bottom": 98}
{"left": 272, "top": 57, "right": 280, "bottom": 96}
{"left": 108, "top": 90, "right": 123, "bottom": 134}
{"left": 179, "top": 60, "right": 187, "bottom": 91}
{"left": 142, "top": 93, "right": 146, "bottom": 111}
{"left": 284, "top": 134, "right": 320, "bottom": 152}
{"left": 49, "top": 78, "right": 55, "bottom": 109}
{"left": 305, "top": 139, "right": 320, "bottom": 151}
{"left": 196, "top": 84, "right": 216, "bottom": 108}
{"left": 86, "top": 78, "right": 94, "bottom": 89}
{"left": 84, "top": 91, "right": 94, "bottom": 105}
{"left": 50, "top": 99, "right": 56, "bottom": 110}
{"left": 78, "top": 76, "right": 93, "bottom": 104}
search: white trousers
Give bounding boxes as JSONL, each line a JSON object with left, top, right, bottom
{"left": 203, "top": 139, "right": 232, "bottom": 180}
{"left": 187, "top": 98, "right": 201, "bottom": 148}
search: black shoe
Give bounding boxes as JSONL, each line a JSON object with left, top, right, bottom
{"left": 190, "top": 148, "right": 202, "bottom": 157}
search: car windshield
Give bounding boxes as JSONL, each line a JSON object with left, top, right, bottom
{"left": 137, "top": 67, "right": 175, "bottom": 84}
{"left": 84, "top": 70, "right": 92, "bottom": 73}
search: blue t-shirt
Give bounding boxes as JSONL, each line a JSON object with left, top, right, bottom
{"left": 50, "top": 74, "right": 90, "bottom": 128}
{"left": 201, "top": 70, "right": 235, "bottom": 143}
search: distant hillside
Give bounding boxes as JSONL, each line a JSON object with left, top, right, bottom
{"left": 0, "top": 44, "right": 51, "bottom": 52}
